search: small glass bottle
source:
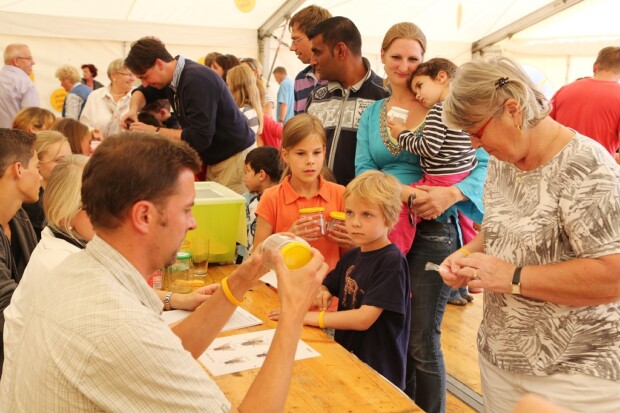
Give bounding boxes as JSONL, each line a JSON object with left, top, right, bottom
{"left": 169, "top": 251, "right": 193, "bottom": 293}
{"left": 261, "top": 233, "right": 312, "bottom": 270}
{"left": 328, "top": 211, "right": 346, "bottom": 231}
{"left": 298, "top": 207, "right": 326, "bottom": 235}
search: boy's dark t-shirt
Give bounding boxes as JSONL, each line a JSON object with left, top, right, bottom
{"left": 322, "top": 243, "right": 411, "bottom": 389}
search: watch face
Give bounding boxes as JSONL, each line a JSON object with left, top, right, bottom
{"left": 511, "top": 284, "right": 521, "bottom": 295}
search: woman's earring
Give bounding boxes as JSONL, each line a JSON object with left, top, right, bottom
{"left": 516, "top": 124, "right": 522, "bottom": 134}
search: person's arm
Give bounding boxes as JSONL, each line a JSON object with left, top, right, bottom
{"left": 278, "top": 103, "right": 288, "bottom": 123}
{"left": 411, "top": 148, "right": 488, "bottom": 219}
{"left": 121, "top": 89, "right": 146, "bottom": 129}
{"left": 20, "top": 83, "right": 40, "bottom": 108}
{"left": 354, "top": 105, "right": 380, "bottom": 175}
{"left": 304, "top": 306, "right": 383, "bottom": 330}
{"left": 63, "top": 94, "right": 82, "bottom": 120}
{"left": 0, "top": 236, "right": 17, "bottom": 320}
{"left": 154, "top": 284, "right": 219, "bottom": 311}
{"left": 234, "top": 248, "right": 327, "bottom": 413}
{"left": 396, "top": 106, "right": 445, "bottom": 158}
{"left": 253, "top": 216, "right": 274, "bottom": 252}
{"left": 455, "top": 253, "right": 620, "bottom": 307}
{"left": 129, "top": 122, "right": 182, "bottom": 140}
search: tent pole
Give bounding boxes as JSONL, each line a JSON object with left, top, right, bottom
{"left": 257, "top": 0, "right": 305, "bottom": 84}
{"left": 471, "top": 0, "right": 584, "bottom": 56}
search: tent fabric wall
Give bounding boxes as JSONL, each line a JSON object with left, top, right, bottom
{"left": 0, "top": 0, "right": 617, "bottom": 114}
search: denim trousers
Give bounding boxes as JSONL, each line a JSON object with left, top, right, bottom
{"left": 405, "top": 218, "right": 458, "bottom": 413}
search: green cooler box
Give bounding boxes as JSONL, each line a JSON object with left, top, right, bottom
{"left": 185, "top": 182, "right": 247, "bottom": 263}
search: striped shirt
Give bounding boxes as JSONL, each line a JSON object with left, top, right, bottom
{"left": 1, "top": 236, "right": 230, "bottom": 412}
{"left": 294, "top": 65, "right": 325, "bottom": 114}
{"left": 398, "top": 102, "right": 477, "bottom": 175}
{"left": 240, "top": 104, "right": 259, "bottom": 135}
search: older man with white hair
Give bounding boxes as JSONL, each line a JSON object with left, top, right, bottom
{"left": 0, "top": 44, "right": 40, "bottom": 128}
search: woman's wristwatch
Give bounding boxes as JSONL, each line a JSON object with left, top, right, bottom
{"left": 511, "top": 267, "right": 522, "bottom": 295}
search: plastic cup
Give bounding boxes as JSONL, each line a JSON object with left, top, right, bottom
{"left": 261, "top": 233, "right": 312, "bottom": 270}
{"left": 388, "top": 106, "right": 409, "bottom": 123}
{"left": 192, "top": 238, "right": 210, "bottom": 276}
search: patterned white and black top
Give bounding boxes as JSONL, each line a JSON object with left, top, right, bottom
{"left": 479, "top": 133, "right": 620, "bottom": 381}
{"left": 398, "top": 102, "right": 477, "bottom": 176}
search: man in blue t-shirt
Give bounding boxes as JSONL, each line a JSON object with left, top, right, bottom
{"left": 273, "top": 66, "right": 294, "bottom": 124}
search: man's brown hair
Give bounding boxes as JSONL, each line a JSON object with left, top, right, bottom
{"left": 82, "top": 132, "right": 201, "bottom": 229}
{"left": 125, "top": 37, "right": 174, "bottom": 76}
{"left": 595, "top": 46, "right": 620, "bottom": 74}
{"left": 0, "top": 129, "right": 36, "bottom": 178}
{"left": 289, "top": 5, "right": 332, "bottom": 34}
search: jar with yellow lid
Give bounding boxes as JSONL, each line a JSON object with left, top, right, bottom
{"left": 298, "top": 207, "right": 326, "bottom": 236}
{"left": 261, "top": 233, "right": 313, "bottom": 270}
{"left": 328, "top": 211, "right": 346, "bottom": 231}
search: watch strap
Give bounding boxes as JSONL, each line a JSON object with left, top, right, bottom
{"left": 511, "top": 266, "right": 522, "bottom": 295}
{"left": 163, "top": 291, "right": 173, "bottom": 311}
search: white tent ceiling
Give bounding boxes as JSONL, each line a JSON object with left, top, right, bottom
{"left": 0, "top": 0, "right": 618, "bottom": 111}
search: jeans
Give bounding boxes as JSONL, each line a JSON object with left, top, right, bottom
{"left": 405, "top": 218, "right": 458, "bottom": 413}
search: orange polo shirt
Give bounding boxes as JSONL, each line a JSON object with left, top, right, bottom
{"left": 256, "top": 175, "right": 345, "bottom": 271}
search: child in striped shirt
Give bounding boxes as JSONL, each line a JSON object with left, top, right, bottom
{"left": 387, "top": 58, "right": 478, "bottom": 257}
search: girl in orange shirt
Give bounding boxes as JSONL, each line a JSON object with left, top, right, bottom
{"left": 254, "top": 114, "right": 351, "bottom": 270}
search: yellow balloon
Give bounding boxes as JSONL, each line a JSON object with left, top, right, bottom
{"left": 235, "top": 0, "right": 256, "bottom": 13}
{"left": 50, "top": 88, "right": 68, "bottom": 113}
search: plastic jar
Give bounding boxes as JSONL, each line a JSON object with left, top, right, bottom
{"left": 169, "top": 251, "right": 193, "bottom": 293}
{"left": 298, "top": 207, "right": 326, "bottom": 236}
{"left": 328, "top": 211, "right": 346, "bottom": 230}
{"left": 261, "top": 233, "right": 312, "bottom": 270}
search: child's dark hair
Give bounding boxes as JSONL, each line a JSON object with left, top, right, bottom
{"left": 245, "top": 146, "right": 283, "bottom": 182}
{"left": 408, "top": 57, "right": 457, "bottom": 92}
{"left": 137, "top": 112, "right": 163, "bottom": 128}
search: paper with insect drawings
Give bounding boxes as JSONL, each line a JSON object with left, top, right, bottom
{"left": 259, "top": 269, "right": 278, "bottom": 289}
{"left": 162, "top": 307, "right": 262, "bottom": 332}
{"left": 199, "top": 329, "right": 320, "bottom": 376}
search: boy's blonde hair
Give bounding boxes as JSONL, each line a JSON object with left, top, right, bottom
{"left": 343, "top": 170, "right": 402, "bottom": 230}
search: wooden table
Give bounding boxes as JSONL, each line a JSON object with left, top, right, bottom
{"left": 204, "top": 264, "right": 420, "bottom": 413}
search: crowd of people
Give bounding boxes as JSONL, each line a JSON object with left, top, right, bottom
{"left": 0, "top": 4, "right": 619, "bottom": 413}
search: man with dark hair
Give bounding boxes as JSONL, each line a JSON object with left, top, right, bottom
{"left": 0, "top": 128, "right": 39, "bottom": 372}
{"left": 122, "top": 37, "right": 255, "bottom": 193}
{"left": 288, "top": 4, "right": 332, "bottom": 114}
{"left": 2, "top": 132, "right": 328, "bottom": 410}
{"left": 306, "top": 17, "right": 389, "bottom": 186}
{"left": 551, "top": 46, "right": 620, "bottom": 157}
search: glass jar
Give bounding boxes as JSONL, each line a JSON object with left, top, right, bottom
{"left": 328, "top": 211, "right": 346, "bottom": 231}
{"left": 169, "top": 251, "right": 193, "bottom": 293}
{"left": 261, "top": 233, "right": 312, "bottom": 270}
{"left": 298, "top": 207, "right": 326, "bottom": 236}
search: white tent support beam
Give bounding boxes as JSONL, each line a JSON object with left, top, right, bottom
{"left": 258, "top": 0, "right": 305, "bottom": 89}
{"left": 471, "top": 0, "right": 584, "bottom": 56}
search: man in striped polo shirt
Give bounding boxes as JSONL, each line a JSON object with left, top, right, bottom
{"left": 288, "top": 5, "right": 331, "bottom": 115}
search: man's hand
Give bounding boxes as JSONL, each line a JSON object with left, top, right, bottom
{"left": 121, "top": 111, "right": 138, "bottom": 130}
{"left": 272, "top": 247, "right": 327, "bottom": 323}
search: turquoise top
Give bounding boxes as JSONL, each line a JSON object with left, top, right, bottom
{"left": 355, "top": 98, "right": 488, "bottom": 223}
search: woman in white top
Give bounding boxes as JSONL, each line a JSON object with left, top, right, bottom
{"left": 79, "top": 58, "right": 135, "bottom": 138}
{"left": 2, "top": 155, "right": 218, "bottom": 377}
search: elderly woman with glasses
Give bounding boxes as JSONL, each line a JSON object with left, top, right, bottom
{"left": 79, "top": 58, "right": 135, "bottom": 138}
{"left": 439, "top": 56, "right": 620, "bottom": 413}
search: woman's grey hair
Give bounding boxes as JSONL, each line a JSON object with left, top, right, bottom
{"left": 43, "top": 154, "right": 90, "bottom": 246}
{"left": 107, "top": 58, "right": 127, "bottom": 81}
{"left": 443, "top": 56, "right": 550, "bottom": 131}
